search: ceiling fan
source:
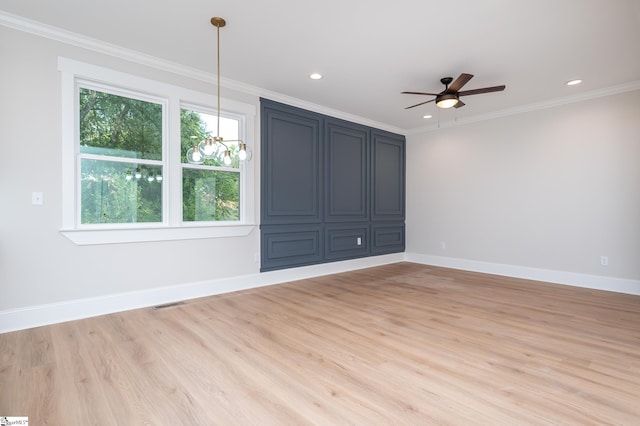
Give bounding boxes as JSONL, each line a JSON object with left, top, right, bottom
{"left": 402, "top": 73, "right": 505, "bottom": 110}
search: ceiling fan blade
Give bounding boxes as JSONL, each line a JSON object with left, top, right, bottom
{"left": 447, "top": 73, "right": 474, "bottom": 93}
{"left": 402, "top": 91, "right": 441, "bottom": 96}
{"left": 458, "top": 85, "right": 506, "bottom": 96}
{"left": 454, "top": 100, "right": 466, "bottom": 108}
{"left": 405, "top": 98, "right": 435, "bottom": 109}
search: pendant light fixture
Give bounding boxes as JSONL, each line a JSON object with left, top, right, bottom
{"left": 187, "top": 16, "right": 251, "bottom": 165}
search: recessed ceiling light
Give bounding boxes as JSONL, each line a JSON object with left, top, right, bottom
{"left": 423, "top": 115, "right": 433, "bottom": 119}
{"left": 309, "top": 73, "right": 323, "bottom": 80}
{"left": 566, "top": 79, "right": 582, "bottom": 86}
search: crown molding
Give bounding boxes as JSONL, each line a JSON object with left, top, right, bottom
{"left": 407, "top": 80, "right": 640, "bottom": 135}
{"left": 0, "top": 11, "right": 405, "bottom": 136}
{"left": 251, "top": 89, "right": 406, "bottom": 135}
{"left": 4, "top": 10, "right": 635, "bottom": 137}
{"left": 0, "top": 10, "right": 205, "bottom": 82}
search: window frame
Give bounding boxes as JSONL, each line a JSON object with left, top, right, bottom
{"left": 76, "top": 82, "right": 168, "bottom": 227}
{"left": 179, "top": 102, "right": 246, "bottom": 225}
{"left": 59, "top": 57, "right": 256, "bottom": 245}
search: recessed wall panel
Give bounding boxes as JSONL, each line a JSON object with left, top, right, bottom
{"left": 261, "top": 101, "right": 322, "bottom": 224}
{"left": 260, "top": 225, "right": 323, "bottom": 271}
{"left": 325, "top": 118, "right": 369, "bottom": 222}
{"left": 371, "top": 222, "right": 405, "bottom": 254}
{"left": 372, "top": 130, "right": 405, "bottom": 221}
{"left": 325, "top": 224, "right": 369, "bottom": 260}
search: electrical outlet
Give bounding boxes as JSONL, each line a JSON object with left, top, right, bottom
{"left": 356, "top": 237, "right": 362, "bottom": 246}
{"left": 32, "top": 192, "right": 44, "bottom": 205}
{"left": 600, "top": 256, "right": 609, "bottom": 266}
{"left": 440, "top": 241, "right": 446, "bottom": 250}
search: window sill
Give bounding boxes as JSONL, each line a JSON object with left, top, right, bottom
{"left": 60, "top": 224, "right": 256, "bottom": 246}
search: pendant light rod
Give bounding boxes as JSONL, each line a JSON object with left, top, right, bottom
{"left": 187, "top": 16, "right": 250, "bottom": 165}
{"left": 211, "top": 17, "right": 225, "bottom": 139}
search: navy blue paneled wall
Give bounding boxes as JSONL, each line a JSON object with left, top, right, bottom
{"left": 260, "top": 99, "right": 405, "bottom": 272}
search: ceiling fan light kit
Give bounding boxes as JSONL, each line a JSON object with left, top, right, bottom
{"left": 435, "top": 93, "right": 459, "bottom": 109}
{"left": 402, "top": 73, "right": 505, "bottom": 110}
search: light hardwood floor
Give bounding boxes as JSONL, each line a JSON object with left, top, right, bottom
{"left": 1, "top": 262, "right": 639, "bottom": 424}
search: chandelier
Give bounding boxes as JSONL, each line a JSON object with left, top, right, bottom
{"left": 187, "top": 17, "right": 250, "bottom": 165}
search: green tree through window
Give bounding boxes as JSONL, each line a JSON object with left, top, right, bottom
{"left": 78, "top": 88, "right": 241, "bottom": 224}
{"left": 180, "top": 108, "right": 241, "bottom": 222}
{"left": 79, "top": 88, "right": 163, "bottom": 224}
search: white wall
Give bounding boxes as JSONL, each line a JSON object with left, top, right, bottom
{"left": 406, "top": 90, "right": 640, "bottom": 284}
{"left": 0, "top": 27, "right": 263, "bottom": 311}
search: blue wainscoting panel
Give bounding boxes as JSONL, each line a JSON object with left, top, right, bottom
{"left": 325, "top": 223, "right": 370, "bottom": 260}
{"left": 261, "top": 100, "right": 322, "bottom": 225}
{"left": 325, "top": 118, "right": 369, "bottom": 223}
{"left": 261, "top": 225, "right": 323, "bottom": 272}
{"left": 372, "top": 130, "right": 406, "bottom": 222}
{"left": 371, "top": 222, "right": 405, "bottom": 255}
{"left": 260, "top": 98, "right": 405, "bottom": 272}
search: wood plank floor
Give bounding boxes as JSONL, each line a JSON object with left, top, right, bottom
{"left": 1, "top": 262, "right": 639, "bottom": 424}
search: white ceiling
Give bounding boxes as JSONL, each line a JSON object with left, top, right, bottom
{"left": 2, "top": 0, "right": 640, "bottom": 132}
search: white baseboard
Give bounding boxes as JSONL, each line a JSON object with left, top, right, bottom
{"left": 405, "top": 253, "right": 640, "bottom": 296}
{"left": 0, "top": 253, "right": 403, "bottom": 333}
{"left": 3, "top": 252, "right": 637, "bottom": 333}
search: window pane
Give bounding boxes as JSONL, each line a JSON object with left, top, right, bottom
{"left": 81, "top": 159, "right": 163, "bottom": 224}
{"left": 180, "top": 108, "right": 240, "bottom": 167}
{"left": 79, "top": 88, "right": 163, "bottom": 160}
{"left": 183, "top": 168, "right": 239, "bottom": 221}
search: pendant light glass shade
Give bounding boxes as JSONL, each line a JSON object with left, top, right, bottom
{"left": 223, "top": 149, "right": 232, "bottom": 166}
{"left": 238, "top": 142, "right": 253, "bottom": 161}
{"left": 186, "top": 144, "right": 204, "bottom": 164}
{"left": 198, "top": 136, "right": 217, "bottom": 158}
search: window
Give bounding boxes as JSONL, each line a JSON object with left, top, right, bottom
{"left": 79, "top": 86, "right": 165, "bottom": 225}
{"left": 180, "top": 107, "right": 241, "bottom": 222}
{"left": 59, "top": 58, "right": 255, "bottom": 245}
